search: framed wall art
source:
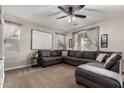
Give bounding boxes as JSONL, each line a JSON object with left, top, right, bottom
{"left": 101, "top": 34, "right": 108, "bottom": 48}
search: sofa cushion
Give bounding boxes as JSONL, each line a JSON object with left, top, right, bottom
{"left": 68, "top": 50, "right": 77, "bottom": 57}
{"left": 76, "top": 51, "right": 85, "bottom": 58}
{"left": 56, "top": 50, "right": 62, "bottom": 56}
{"left": 83, "top": 51, "right": 97, "bottom": 60}
{"left": 86, "top": 62, "right": 104, "bottom": 68}
{"left": 76, "top": 65, "right": 122, "bottom": 88}
{"left": 62, "top": 50, "right": 68, "bottom": 56}
{"left": 64, "top": 56, "right": 96, "bottom": 64}
{"left": 104, "top": 53, "right": 122, "bottom": 70}
{"left": 41, "top": 50, "right": 51, "bottom": 57}
{"left": 50, "top": 50, "right": 58, "bottom": 57}
{"left": 42, "top": 57, "right": 63, "bottom": 62}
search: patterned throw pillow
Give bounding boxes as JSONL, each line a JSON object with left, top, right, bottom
{"left": 96, "top": 53, "right": 107, "bottom": 62}
{"left": 62, "top": 51, "right": 68, "bottom": 56}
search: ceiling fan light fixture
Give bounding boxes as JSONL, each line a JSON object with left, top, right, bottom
{"left": 68, "top": 18, "right": 72, "bottom": 23}
{"left": 72, "top": 16, "right": 76, "bottom": 21}
{"left": 67, "top": 16, "right": 72, "bottom": 23}
{"left": 67, "top": 16, "right": 76, "bottom": 23}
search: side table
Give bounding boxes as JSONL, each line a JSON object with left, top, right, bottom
{"left": 31, "top": 57, "right": 38, "bottom": 67}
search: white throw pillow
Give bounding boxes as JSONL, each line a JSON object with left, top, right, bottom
{"left": 96, "top": 53, "right": 107, "bottom": 62}
{"left": 62, "top": 51, "right": 68, "bottom": 56}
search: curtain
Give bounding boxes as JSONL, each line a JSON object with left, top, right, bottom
{"left": 73, "top": 27, "right": 99, "bottom": 51}
{"left": 56, "top": 33, "right": 65, "bottom": 49}
{"left": 4, "top": 20, "right": 22, "bottom": 51}
{"left": 73, "top": 33, "right": 79, "bottom": 50}
{"left": 4, "top": 21, "right": 21, "bottom": 41}
{"left": 86, "top": 28, "right": 99, "bottom": 47}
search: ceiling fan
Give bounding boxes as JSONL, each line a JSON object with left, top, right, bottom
{"left": 56, "top": 5, "right": 86, "bottom": 22}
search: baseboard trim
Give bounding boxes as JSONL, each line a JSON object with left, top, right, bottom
{"left": 5, "top": 64, "right": 31, "bottom": 71}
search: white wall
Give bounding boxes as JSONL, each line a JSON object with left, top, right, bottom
{"left": 65, "top": 17, "right": 124, "bottom": 72}
{"left": 4, "top": 16, "right": 64, "bottom": 70}
{"left": 0, "top": 14, "right": 4, "bottom": 58}
{"left": 91, "top": 17, "right": 124, "bottom": 72}
{"left": 65, "top": 32, "right": 73, "bottom": 50}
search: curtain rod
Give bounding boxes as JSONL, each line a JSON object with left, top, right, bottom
{"left": 55, "top": 32, "right": 65, "bottom": 36}
{"left": 73, "top": 26, "right": 99, "bottom": 34}
{"left": 5, "top": 20, "right": 22, "bottom": 26}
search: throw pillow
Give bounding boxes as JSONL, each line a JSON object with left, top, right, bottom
{"left": 83, "top": 51, "right": 97, "bottom": 60}
{"left": 62, "top": 51, "right": 68, "bottom": 56}
{"left": 96, "top": 53, "right": 107, "bottom": 62}
{"left": 41, "top": 51, "right": 51, "bottom": 57}
{"left": 56, "top": 50, "right": 62, "bottom": 56}
{"left": 102, "top": 54, "right": 111, "bottom": 63}
{"left": 50, "top": 50, "right": 58, "bottom": 57}
{"left": 68, "top": 50, "right": 77, "bottom": 57}
{"left": 104, "top": 53, "right": 122, "bottom": 70}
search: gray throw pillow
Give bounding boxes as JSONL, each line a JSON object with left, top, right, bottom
{"left": 42, "top": 51, "right": 50, "bottom": 57}
{"left": 50, "top": 50, "right": 58, "bottom": 57}
{"left": 83, "top": 51, "right": 97, "bottom": 60}
{"left": 56, "top": 50, "right": 62, "bottom": 56}
{"left": 68, "top": 50, "right": 77, "bottom": 57}
{"left": 104, "top": 53, "right": 122, "bottom": 70}
{"left": 102, "top": 54, "right": 111, "bottom": 63}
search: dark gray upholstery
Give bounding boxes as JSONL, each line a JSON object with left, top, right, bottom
{"left": 68, "top": 50, "right": 77, "bottom": 57}
{"left": 75, "top": 67, "right": 121, "bottom": 88}
{"left": 75, "top": 51, "right": 85, "bottom": 58}
{"left": 37, "top": 50, "right": 122, "bottom": 73}
{"left": 56, "top": 50, "right": 62, "bottom": 56}
{"left": 83, "top": 51, "right": 97, "bottom": 60}
{"left": 41, "top": 57, "right": 63, "bottom": 67}
{"left": 64, "top": 56, "right": 97, "bottom": 66}
{"left": 50, "top": 50, "right": 58, "bottom": 57}
{"left": 104, "top": 53, "right": 122, "bottom": 70}
{"left": 38, "top": 50, "right": 51, "bottom": 57}
{"left": 111, "top": 62, "right": 120, "bottom": 73}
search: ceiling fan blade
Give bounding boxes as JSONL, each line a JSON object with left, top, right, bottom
{"left": 56, "top": 16, "right": 67, "bottom": 19}
{"left": 58, "top": 6, "right": 68, "bottom": 14}
{"left": 84, "top": 8, "right": 106, "bottom": 13}
{"left": 46, "top": 11, "right": 62, "bottom": 16}
{"left": 74, "top": 14, "right": 86, "bottom": 18}
{"left": 74, "top": 5, "right": 85, "bottom": 12}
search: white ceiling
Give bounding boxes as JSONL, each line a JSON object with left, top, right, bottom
{"left": 2, "top": 5, "right": 124, "bottom": 32}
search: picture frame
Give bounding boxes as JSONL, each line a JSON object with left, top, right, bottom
{"left": 101, "top": 34, "right": 108, "bottom": 48}
{"left": 69, "top": 39, "right": 73, "bottom": 48}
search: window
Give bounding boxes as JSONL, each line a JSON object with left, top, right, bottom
{"left": 56, "top": 33, "right": 65, "bottom": 50}
{"left": 4, "top": 20, "right": 21, "bottom": 52}
{"left": 31, "top": 30, "right": 52, "bottom": 49}
{"left": 73, "top": 27, "right": 99, "bottom": 51}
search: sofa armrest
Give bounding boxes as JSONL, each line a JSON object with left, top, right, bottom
{"left": 37, "top": 57, "right": 42, "bottom": 60}
{"left": 76, "top": 64, "right": 123, "bottom": 88}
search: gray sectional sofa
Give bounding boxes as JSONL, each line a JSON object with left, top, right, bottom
{"left": 37, "top": 50, "right": 123, "bottom": 88}
{"left": 37, "top": 50, "right": 63, "bottom": 67}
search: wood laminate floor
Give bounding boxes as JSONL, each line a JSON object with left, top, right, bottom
{"left": 4, "top": 64, "right": 84, "bottom": 88}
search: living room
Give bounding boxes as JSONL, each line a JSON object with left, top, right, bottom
{"left": 0, "top": 1, "right": 124, "bottom": 90}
